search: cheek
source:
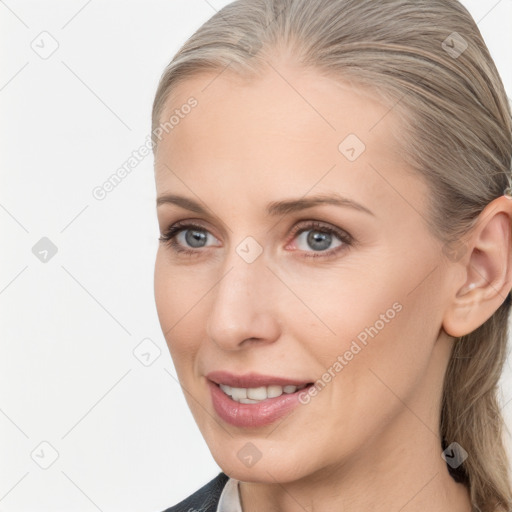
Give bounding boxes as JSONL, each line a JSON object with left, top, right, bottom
{"left": 323, "top": 283, "right": 440, "bottom": 420}
{"left": 154, "top": 250, "right": 204, "bottom": 360}
{"left": 298, "top": 266, "right": 438, "bottom": 401}
{"left": 289, "top": 293, "right": 438, "bottom": 463}
{"left": 154, "top": 249, "right": 208, "bottom": 327}
{"left": 283, "top": 266, "right": 402, "bottom": 356}
{"left": 154, "top": 251, "right": 178, "bottom": 331}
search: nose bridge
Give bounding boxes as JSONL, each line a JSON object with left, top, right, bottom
{"left": 206, "top": 243, "right": 280, "bottom": 348}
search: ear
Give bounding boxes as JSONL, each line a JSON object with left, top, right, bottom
{"left": 442, "top": 195, "right": 512, "bottom": 338}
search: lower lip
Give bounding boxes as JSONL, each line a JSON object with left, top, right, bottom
{"left": 208, "top": 379, "right": 312, "bottom": 428}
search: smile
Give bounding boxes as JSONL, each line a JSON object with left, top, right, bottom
{"left": 218, "top": 383, "right": 309, "bottom": 404}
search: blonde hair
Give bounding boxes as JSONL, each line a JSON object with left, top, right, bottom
{"left": 151, "top": 0, "right": 512, "bottom": 509}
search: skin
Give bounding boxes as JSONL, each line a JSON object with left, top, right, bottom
{"left": 153, "top": 56, "right": 512, "bottom": 512}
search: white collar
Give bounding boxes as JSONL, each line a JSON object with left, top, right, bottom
{"left": 216, "top": 477, "right": 243, "bottom": 512}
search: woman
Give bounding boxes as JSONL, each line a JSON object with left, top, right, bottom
{"left": 151, "top": 0, "right": 512, "bottom": 510}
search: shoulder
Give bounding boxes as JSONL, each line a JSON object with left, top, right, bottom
{"left": 160, "top": 471, "right": 230, "bottom": 512}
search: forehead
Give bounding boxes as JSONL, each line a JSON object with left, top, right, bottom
{"left": 154, "top": 63, "right": 427, "bottom": 220}
{"left": 157, "top": 64, "right": 395, "bottom": 154}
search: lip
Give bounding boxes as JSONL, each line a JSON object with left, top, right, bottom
{"left": 206, "top": 370, "right": 312, "bottom": 388}
{"left": 207, "top": 379, "right": 313, "bottom": 428}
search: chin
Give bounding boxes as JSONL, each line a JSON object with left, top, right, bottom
{"left": 211, "top": 448, "right": 316, "bottom": 484}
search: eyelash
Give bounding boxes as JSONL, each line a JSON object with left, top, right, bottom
{"left": 158, "top": 220, "right": 353, "bottom": 259}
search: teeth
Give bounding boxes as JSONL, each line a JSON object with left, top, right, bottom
{"left": 247, "top": 386, "right": 267, "bottom": 400}
{"left": 230, "top": 387, "right": 247, "bottom": 401}
{"left": 219, "top": 384, "right": 232, "bottom": 395}
{"left": 267, "top": 385, "right": 283, "bottom": 398}
{"left": 218, "top": 383, "right": 308, "bottom": 403}
{"left": 239, "top": 398, "right": 261, "bottom": 404}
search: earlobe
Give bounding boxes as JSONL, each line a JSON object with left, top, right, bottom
{"left": 442, "top": 196, "right": 512, "bottom": 338}
{"left": 442, "top": 288, "right": 481, "bottom": 338}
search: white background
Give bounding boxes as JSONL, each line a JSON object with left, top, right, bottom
{"left": 1, "top": 1, "right": 511, "bottom": 510}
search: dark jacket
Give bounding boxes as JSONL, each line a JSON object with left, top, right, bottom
{"left": 161, "top": 471, "right": 230, "bottom": 512}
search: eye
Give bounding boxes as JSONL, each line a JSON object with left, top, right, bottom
{"left": 158, "top": 221, "right": 220, "bottom": 256}
{"left": 286, "top": 221, "right": 352, "bottom": 258}
{"left": 159, "top": 219, "right": 353, "bottom": 259}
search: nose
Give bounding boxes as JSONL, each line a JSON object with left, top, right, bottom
{"left": 205, "top": 250, "right": 281, "bottom": 350}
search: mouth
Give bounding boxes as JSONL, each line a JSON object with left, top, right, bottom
{"left": 206, "top": 370, "right": 316, "bottom": 427}
{"left": 211, "top": 380, "right": 315, "bottom": 404}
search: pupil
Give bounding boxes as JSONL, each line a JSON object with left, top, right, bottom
{"left": 307, "top": 231, "right": 331, "bottom": 251}
{"left": 186, "top": 229, "right": 206, "bottom": 248}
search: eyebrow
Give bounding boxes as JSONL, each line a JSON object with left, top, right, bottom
{"left": 157, "top": 193, "right": 374, "bottom": 217}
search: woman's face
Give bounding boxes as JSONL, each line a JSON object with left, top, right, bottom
{"left": 153, "top": 62, "right": 455, "bottom": 483}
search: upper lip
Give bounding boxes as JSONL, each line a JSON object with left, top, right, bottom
{"left": 206, "top": 370, "right": 312, "bottom": 388}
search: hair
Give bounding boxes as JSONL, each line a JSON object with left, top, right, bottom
{"left": 151, "top": 0, "right": 512, "bottom": 509}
